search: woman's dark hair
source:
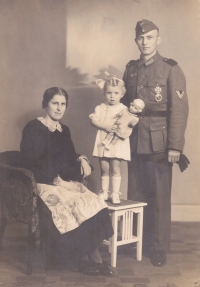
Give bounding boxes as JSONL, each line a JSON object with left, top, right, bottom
{"left": 42, "top": 87, "right": 69, "bottom": 109}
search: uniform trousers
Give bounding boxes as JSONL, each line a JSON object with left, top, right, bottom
{"left": 128, "top": 152, "right": 172, "bottom": 252}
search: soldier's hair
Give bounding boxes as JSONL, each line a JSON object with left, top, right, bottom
{"left": 104, "top": 78, "right": 126, "bottom": 95}
{"left": 42, "top": 87, "right": 68, "bottom": 109}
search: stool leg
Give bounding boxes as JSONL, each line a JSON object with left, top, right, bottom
{"left": 110, "top": 211, "right": 118, "bottom": 267}
{"left": 136, "top": 208, "right": 143, "bottom": 261}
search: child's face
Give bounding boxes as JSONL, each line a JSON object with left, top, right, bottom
{"left": 105, "top": 85, "right": 124, "bottom": 106}
{"left": 129, "top": 102, "right": 142, "bottom": 114}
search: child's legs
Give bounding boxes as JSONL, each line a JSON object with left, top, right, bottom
{"left": 99, "top": 158, "right": 110, "bottom": 176}
{"left": 99, "top": 158, "right": 110, "bottom": 191}
{"left": 110, "top": 159, "right": 121, "bottom": 194}
{"left": 110, "top": 159, "right": 121, "bottom": 177}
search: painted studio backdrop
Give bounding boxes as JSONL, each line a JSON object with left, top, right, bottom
{"left": 0, "top": 0, "right": 200, "bottom": 221}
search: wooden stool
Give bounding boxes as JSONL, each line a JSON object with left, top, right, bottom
{"left": 103, "top": 199, "right": 147, "bottom": 267}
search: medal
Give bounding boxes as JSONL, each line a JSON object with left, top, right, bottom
{"left": 155, "top": 94, "right": 162, "bottom": 102}
{"left": 154, "top": 85, "right": 162, "bottom": 102}
{"left": 155, "top": 86, "right": 161, "bottom": 93}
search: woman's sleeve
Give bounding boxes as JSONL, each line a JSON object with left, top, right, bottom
{"left": 21, "top": 122, "right": 43, "bottom": 160}
{"left": 56, "top": 125, "right": 83, "bottom": 182}
{"left": 20, "top": 122, "right": 51, "bottom": 183}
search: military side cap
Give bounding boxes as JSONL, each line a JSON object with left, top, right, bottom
{"left": 135, "top": 19, "right": 159, "bottom": 37}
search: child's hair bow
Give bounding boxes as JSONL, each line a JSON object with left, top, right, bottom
{"left": 96, "top": 71, "right": 124, "bottom": 89}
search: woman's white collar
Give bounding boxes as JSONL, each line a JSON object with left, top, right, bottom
{"left": 37, "top": 117, "right": 63, "bottom": 132}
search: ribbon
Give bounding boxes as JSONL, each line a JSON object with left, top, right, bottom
{"left": 95, "top": 71, "right": 123, "bottom": 89}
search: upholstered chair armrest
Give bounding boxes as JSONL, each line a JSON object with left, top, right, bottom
{"left": 0, "top": 164, "right": 39, "bottom": 232}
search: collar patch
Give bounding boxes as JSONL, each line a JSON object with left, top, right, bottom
{"left": 145, "top": 58, "right": 154, "bottom": 66}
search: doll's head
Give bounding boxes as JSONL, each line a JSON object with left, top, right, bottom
{"left": 104, "top": 77, "right": 126, "bottom": 106}
{"left": 129, "top": 99, "right": 145, "bottom": 114}
{"left": 46, "top": 194, "right": 59, "bottom": 206}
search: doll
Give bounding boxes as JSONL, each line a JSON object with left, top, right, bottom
{"left": 102, "top": 99, "right": 145, "bottom": 150}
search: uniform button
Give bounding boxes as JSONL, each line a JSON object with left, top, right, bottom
{"left": 163, "top": 126, "right": 165, "bottom": 129}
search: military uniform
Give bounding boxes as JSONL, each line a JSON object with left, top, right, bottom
{"left": 122, "top": 51, "right": 189, "bottom": 252}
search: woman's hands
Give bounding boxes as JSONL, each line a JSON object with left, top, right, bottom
{"left": 79, "top": 156, "right": 92, "bottom": 179}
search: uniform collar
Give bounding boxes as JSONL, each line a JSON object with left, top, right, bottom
{"left": 138, "top": 51, "right": 161, "bottom": 67}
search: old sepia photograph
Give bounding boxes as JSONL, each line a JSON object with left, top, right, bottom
{"left": 0, "top": 0, "right": 199, "bottom": 286}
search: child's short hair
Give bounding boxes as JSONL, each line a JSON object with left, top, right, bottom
{"left": 104, "top": 77, "right": 126, "bottom": 95}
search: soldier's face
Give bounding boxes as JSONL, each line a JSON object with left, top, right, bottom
{"left": 135, "top": 29, "right": 161, "bottom": 56}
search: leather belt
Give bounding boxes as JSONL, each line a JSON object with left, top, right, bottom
{"left": 138, "top": 110, "right": 168, "bottom": 117}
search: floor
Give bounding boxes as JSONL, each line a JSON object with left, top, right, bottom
{"left": 0, "top": 220, "right": 200, "bottom": 287}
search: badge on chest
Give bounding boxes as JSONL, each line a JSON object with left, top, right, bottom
{"left": 154, "top": 85, "right": 162, "bottom": 102}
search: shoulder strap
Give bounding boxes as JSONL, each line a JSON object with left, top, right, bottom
{"left": 126, "top": 60, "right": 137, "bottom": 67}
{"left": 163, "top": 58, "right": 178, "bottom": 66}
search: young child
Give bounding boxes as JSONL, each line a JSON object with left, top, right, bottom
{"left": 89, "top": 74, "right": 133, "bottom": 204}
{"left": 102, "top": 99, "right": 145, "bottom": 150}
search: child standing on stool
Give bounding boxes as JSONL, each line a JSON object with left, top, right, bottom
{"left": 89, "top": 74, "right": 137, "bottom": 204}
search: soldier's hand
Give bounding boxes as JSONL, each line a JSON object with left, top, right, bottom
{"left": 168, "top": 150, "right": 181, "bottom": 163}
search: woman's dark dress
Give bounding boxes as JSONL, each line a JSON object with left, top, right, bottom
{"left": 20, "top": 119, "right": 113, "bottom": 267}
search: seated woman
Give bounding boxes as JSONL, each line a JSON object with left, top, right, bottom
{"left": 20, "top": 87, "right": 114, "bottom": 276}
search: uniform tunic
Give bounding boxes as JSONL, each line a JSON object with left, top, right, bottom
{"left": 122, "top": 51, "right": 189, "bottom": 251}
{"left": 89, "top": 102, "right": 130, "bottom": 160}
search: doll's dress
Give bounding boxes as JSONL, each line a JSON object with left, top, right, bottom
{"left": 89, "top": 103, "right": 130, "bottom": 161}
{"left": 114, "top": 109, "right": 139, "bottom": 139}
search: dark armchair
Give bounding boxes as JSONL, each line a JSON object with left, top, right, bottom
{"left": 0, "top": 151, "right": 92, "bottom": 274}
{"left": 0, "top": 151, "right": 39, "bottom": 275}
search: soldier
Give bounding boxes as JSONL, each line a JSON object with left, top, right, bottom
{"left": 121, "top": 19, "right": 189, "bottom": 266}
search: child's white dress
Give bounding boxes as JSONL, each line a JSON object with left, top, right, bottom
{"left": 89, "top": 102, "right": 130, "bottom": 160}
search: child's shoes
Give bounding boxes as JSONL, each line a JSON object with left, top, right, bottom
{"left": 110, "top": 191, "right": 121, "bottom": 205}
{"left": 98, "top": 189, "right": 110, "bottom": 201}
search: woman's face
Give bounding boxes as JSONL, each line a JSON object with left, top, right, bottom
{"left": 46, "top": 95, "right": 67, "bottom": 121}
